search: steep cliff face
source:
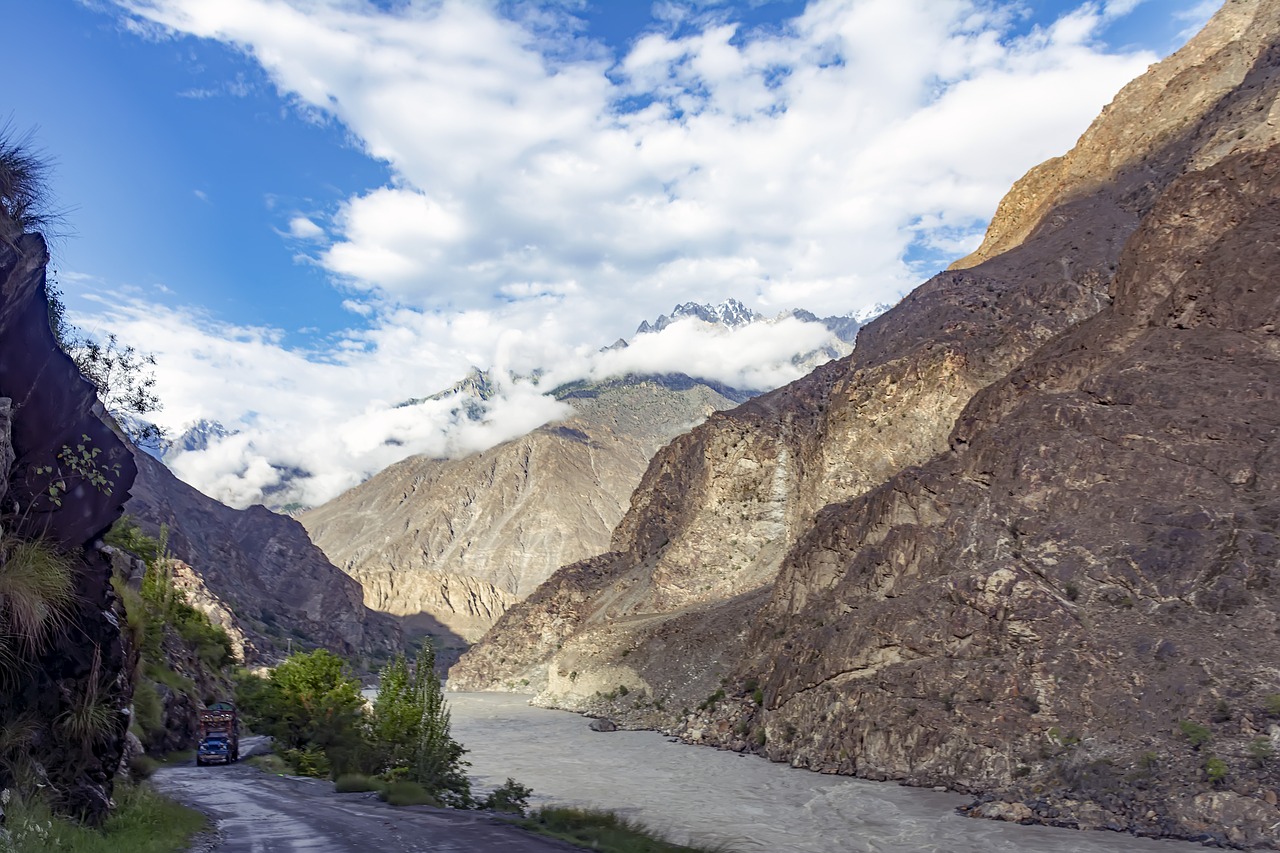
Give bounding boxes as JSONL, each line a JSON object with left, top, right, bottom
{"left": 453, "top": 2, "right": 1280, "bottom": 844}
{"left": 302, "top": 375, "right": 740, "bottom": 641}
{"left": 0, "top": 227, "right": 136, "bottom": 824}
{"left": 126, "top": 451, "right": 399, "bottom": 664}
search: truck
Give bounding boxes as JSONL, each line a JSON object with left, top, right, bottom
{"left": 196, "top": 701, "right": 239, "bottom": 766}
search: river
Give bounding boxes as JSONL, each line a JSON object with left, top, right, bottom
{"left": 449, "top": 692, "right": 1209, "bottom": 853}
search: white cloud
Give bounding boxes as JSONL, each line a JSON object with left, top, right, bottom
{"left": 90, "top": 0, "right": 1192, "bottom": 506}
{"left": 77, "top": 290, "right": 852, "bottom": 508}
{"left": 110, "top": 0, "right": 1157, "bottom": 320}
{"left": 287, "top": 215, "right": 324, "bottom": 240}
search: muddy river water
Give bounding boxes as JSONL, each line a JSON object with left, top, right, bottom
{"left": 449, "top": 692, "right": 1209, "bottom": 853}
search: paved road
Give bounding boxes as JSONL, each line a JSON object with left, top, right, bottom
{"left": 156, "top": 744, "right": 581, "bottom": 852}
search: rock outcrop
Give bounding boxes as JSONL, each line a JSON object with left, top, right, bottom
{"left": 0, "top": 225, "right": 136, "bottom": 824}
{"left": 302, "top": 375, "right": 743, "bottom": 642}
{"left": 453, "top": 1, "right": 1280, "bottom": 845}
{"left": 126, "top": 451, "right": 399, "bottom": 664}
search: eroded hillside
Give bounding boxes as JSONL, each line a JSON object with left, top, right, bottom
{"left": 451, "top": 1, "right": 1280, "bottom": 845}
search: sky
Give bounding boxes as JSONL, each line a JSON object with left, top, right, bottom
{"left": 5, "top": 0, "right": 1221, "bottom": 508}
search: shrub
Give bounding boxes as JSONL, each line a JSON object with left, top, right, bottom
{"left": 1204, "top": 754, "right": 1228, "bottom": 785}
{"left": 1178, "top": 720, "right": 1212, "bottom": 750}
{"left": 521, "top": 806, "right": 723, "bottom": 852}
{"left": 335, "top": 773, "right": 382, "bottom": 793}
{"left": 381, "top": 780, "right": 440, "bottom": 807}
{"left": 1247, "top": 737, "right": 1273, "bottom": 767}
{"left": 482, "top": 778, "right": 533, "bottom": 815}
{"left": 129, "top": 754, "right": 161, "bottom": 781}
{"left": 1265, "top": 694, "right": 1280, "bottom": 717}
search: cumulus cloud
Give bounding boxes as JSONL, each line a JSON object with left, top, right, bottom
{"left": 110, "top": 0, "right": 1158, "bottom": 318}
{"left": 89, "top": 0, "right": 1190, "bottom": 506}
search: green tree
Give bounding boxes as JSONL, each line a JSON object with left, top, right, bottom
{"left": 252, "top": 649, "right": 365, "bottom": 774}
{"left": 365, "top": 647, "right": 470, "bottom": 804}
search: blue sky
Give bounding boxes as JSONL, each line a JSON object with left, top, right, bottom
{"left": 3, "top": 0, "right": 1222, "bottom": 507}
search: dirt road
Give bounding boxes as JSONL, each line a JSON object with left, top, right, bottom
{"left": 156, "top": 746, "right": 580, "bottom": 852}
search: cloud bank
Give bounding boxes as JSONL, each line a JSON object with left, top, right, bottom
{"left": 90, "top": 0, "right": 1169, "bottom": 507}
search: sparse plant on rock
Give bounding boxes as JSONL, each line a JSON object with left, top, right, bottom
{"left": 1177, "top": 720, "right": 1212, "bottom": 751}
{"left": 1203, "top": 754, "right": 1227, "bottom": 786}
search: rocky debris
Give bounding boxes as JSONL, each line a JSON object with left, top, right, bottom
{"left": 0, "top": 228, "right": 135, "bottom": 825}
{"left": 127, "top": 451, "right": 399, "bottom": 665}
{"left": 453, "top": 2, "right": 1280, "bottom": 847}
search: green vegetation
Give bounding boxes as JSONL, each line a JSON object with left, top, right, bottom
{"left": 482, "top": 778, "right": 533, "bottom": 815}
{"left": 520, "top": 806, "right": 730, "bottom": 852}
{"left": 0, "top": 122, "right": 55, "bottom": 236}
{"left": 1204, "top": 754, "right": 1228, "bottom": 786}
{"left": 334, "top": 773, "right": 382, "bottom": 793}
{"left": 1265, "top": 694, "right": 1280, "bottom": 717}
{"left": 0, "top": 534, "right": 74, "bottom": 687}
{"left": 103, "top": 517, "right": 236, "bottom": 747}
{"left": 0, "top": 783, "right": 207, "bottom": 853}
{"left": 1247, "top": 737, "right": 1273, "bottom": 767}
{"left": 380, "top": 780, "right": 439, "bottom": 807}
{"left": 238, "top": 646, "right": 474, "bottom": 806}
{"left": 1177, "top": 720, "right": 1212, "bottom": 751}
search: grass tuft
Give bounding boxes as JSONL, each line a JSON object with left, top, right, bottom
{"left": 379, "top": 780, "right": 440, "bottom": 807}
{"left": 0, "top": 535, "right": 75, "bottom": 660}
{"left": 520, "top": 806, "right": 735, "bottom": 852}
{"left": 334, "top": 773, "right": 382, "bottom": 793}
{"left": 0, "top": 783, "right": 207, "bottom": 852}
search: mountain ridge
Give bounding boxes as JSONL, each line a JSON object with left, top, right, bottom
{"left": 449, "top": 2, "right": 1280, "bottom": 845}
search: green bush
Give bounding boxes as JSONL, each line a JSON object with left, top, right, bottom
{"left": 335, "top": 773, "right": 383, "bottom": 793}
{"left": 1265, "top": 694, "right": 1280, "bottom": 717}
{"left": 1204, "top": 754, "right": 1228, "bottom": 785}
{"left": 521, "top": 806, "right": 725, "bottom": 852}
{"left": 132, "top": 678, "right": 164, "bottom": 742}
{"left": 129, "top": 754, "right": 161, "bottom": 780}
{"left": 280, "top": 744, "right": 332, "bottom": 779}
{"left": 1247, "top": 737, "right": 1273, "bottom": 767}
{"left": 381, "top": 781, "right": 440, "bottom": 807}
{"left": 1178, "top": 720, "right": 1212, "bottom": 750}
{"left": 482, "top": 778, "right": 533, "bottom": 815}
{"left": 0, "top": 782, "right": 207, "bottom": 852}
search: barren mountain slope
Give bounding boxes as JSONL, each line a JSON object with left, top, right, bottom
{"left": 127, "top": 452, "right": 399, "bottom": 663}
{"left": 301, "top": 375, "right": 741, "bottom": 641}
{"left": 451, "top": 0, "right": 1280, "bottom": 711}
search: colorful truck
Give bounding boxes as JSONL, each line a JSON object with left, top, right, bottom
{"left": 196, "top": 701, "right": 239, "bottom": 766}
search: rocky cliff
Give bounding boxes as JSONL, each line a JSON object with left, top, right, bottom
{"left": 301, "top": 374, "right": 742, "bottom": 643}
{"left": 126, "top": 451, "right": 399, "bottom": 665}
{"left": 452, "top": 1, "right": 1280, "bottom": 845}
{"left": 0, "top": 223, "right": 136, "bottom": 824}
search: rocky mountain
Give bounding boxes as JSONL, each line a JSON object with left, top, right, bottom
{"left": 1, "top": 222, "right": 137, "bottom": 823}
{"left": 166, "top": 418, "right": 235, "bottom": 456}
{"left": 300, "top": 374, "right": 745, "bottom": 646}
{"left": 451, "top": 2, "right": 1280, "bottom": 846}
{"left": 633, "top": 297, "right": 879, "bottom": 345}
{"left": 126, "top": 450, "right": 400, "bottom": 665}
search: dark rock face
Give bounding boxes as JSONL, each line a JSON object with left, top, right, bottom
{"left": 454, "top": 1, "right": 1280, "bottom": 845}
{"left": 0, "top": 230, "right": 136, "bottom": 825}
{"left": 126, "top": 451, "right": 400, "bottom": 664}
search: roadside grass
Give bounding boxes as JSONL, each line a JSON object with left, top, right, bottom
{"left": 0, "top": 783, "right": 206, "bottom": 853}
{"left": 334, "top": 773, "right": 383, "bottom": 793}
{"left": 380, "top": 780, "right": 440, "bottom": 807}
{"left": 519, "top": 806, "right": 734, "bottom": 853}
{"left": 157, "top": 749, "right": 195, "bottom": 765}
{"left": 247, "top": 753, "right": 291, "bottom": 775}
